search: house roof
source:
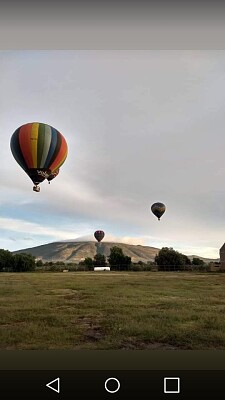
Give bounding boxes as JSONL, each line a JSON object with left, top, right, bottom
{"left": 220, "top": 243, "right": 225, "bottom": 252}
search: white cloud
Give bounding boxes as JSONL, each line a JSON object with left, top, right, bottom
{"left": 1, "top": 51, "right": 225, "bottom": 259}
{"left": 101, "top": 234, "right": 146, "bottom": 245}
{"left": 63, "top": 234, "right": 146, "bottom": 246}
{"left": 176, "top": 246, "right": 220, "bottom": 259}
{"left": 0, "top": 217, "right": 90, "bottom": 240}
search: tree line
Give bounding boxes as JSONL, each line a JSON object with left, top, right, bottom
{"left": 0, "top": 250, "right": 36, "bottom": 272}
{"left": 39, "top": 246, "right": 135, "bottom": 271}
{"left": 0, "top": 246, "right": 212, "bottom": 272}
{"left": 80, "top": 246, "right": 209, "bottom": 272}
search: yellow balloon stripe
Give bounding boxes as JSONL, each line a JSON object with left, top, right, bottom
{"left": 31, "top": 123, "right": 39, "bottom": 168}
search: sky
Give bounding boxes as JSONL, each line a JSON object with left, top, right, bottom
{"left": 1, "top": 50, "right": 225, "bottom": 259}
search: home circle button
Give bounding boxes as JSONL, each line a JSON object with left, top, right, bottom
{"left": 105, "top": 377, "right": 120, "bottom": 393}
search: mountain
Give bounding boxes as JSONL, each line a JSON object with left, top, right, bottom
{"left": 13, "top": 241, "right": 219, "bottom": 264}
{"left": 187, "top": 255, "right": 219, "bottom": 263}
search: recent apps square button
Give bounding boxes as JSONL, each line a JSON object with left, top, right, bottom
{"left": 164, "top": 377, "right": 180, "bottom": 394}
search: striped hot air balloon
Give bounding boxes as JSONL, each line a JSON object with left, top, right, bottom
{"left": 10, "top": 123, "right": 68, "bottom": 192}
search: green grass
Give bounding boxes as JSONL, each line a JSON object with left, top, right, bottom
{"left": 1, "top": 271, "right": 225, "bottom": 349}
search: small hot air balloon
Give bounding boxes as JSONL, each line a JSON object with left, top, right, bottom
{"left": 10, "top": 123, "right": 68, "bottom": 192}
{"left": 94, "top": 230, "right": 105, "bottom": 242}
{"left": 47, "top": 168, "right": 60, "bottom": 184}
{"left": 151, "top": 202, "right": 166, "bottom": 221}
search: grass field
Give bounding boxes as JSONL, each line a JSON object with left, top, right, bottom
{"left": 1, "top": 271, "right": 225, "bottom": 350}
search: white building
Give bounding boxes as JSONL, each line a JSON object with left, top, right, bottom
{"left": 94, "top": 267, "right": 110, "bottom": 272}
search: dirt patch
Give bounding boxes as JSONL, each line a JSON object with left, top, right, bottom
{"left": 50, "top": 289, "right": 84, "bottom": 302}
{"left": 49, "top": 289, "right": 78, "bottom": 296}
{"left": 119, "top": 337, "right": 179, "bottom": 350}
{"left": 76, "top": 316, "right": 104, "bottom": 341}
{"left": 0, "top": 321, "right": 27, "bottom": 328}
{"left": 84, "top": 328, "right": 103, "bottom": 341}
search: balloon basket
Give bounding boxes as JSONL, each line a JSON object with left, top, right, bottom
{"left": 33, "top": 185, "right": 40, "bottom": 192}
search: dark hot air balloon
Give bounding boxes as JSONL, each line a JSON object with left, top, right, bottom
{"left": 94, "top": 230, "right": 105, "bottom": 242}
{"left": 151, "top": 202, "right": 166, "bottom": 221}
{"left": 10, "top": 122, "right": 68, "bottom": 192}
{"left": 47, "top": 168, "right": 60, "bottom": 184}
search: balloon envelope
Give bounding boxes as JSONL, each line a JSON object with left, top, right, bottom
{"left": 94, "top": 230, "right": 105, "bottom": 242}
{"left": 10, "top": 122, "right": 68, "bottom": 187}
{"left": 151, "top": 202, "right": 166, "bottom": 220}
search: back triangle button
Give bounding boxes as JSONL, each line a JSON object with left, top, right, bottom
{"left": 46, "top": 377, "right": 60, "bottom": 393}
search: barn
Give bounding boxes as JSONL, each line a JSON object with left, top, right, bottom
{"left": 220, "top": 243, "right": 225, "bottom": 271}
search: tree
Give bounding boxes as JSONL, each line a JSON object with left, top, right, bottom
{"left": 192, "top": 257, "right": 204, "bottom": 266}
{"left": 83, "top": 257, "right": 94, "bottom": 271}
{"left": 180, "top": 254, "right": 191, "bottom": 265}
{"left": 93, "top": 254, "right": 106, "bottom": 269}
{"left": 0, "top": 249, "right": 14, "bottom": 271}
{"left": 155, "top": 247, "right": 188, "bottom": 271}
{"left": 108, "top": 246, "right": 131, "bottom": 271}
{"left": 12, "top": 253, "right": 36, "bottom": 272}
{"left": 36, "top": 259, "right": 43, "bottom": 267}
{"left": 192, "top": 257, "right": 206, "bottom": 271}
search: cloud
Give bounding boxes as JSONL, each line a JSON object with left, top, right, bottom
{"left": 175, "top": 246, "right": 220, "bottom": 260}
{"left": 103, "top": 235, "right": 146, "bottom": 245}
{"left": 9, "top": 237, "right": 16, "bottom": 242}
{"left": 1, "top": 51, "right": 225, "bottom": 258}
{"left": 0, "top": 217, "right": 90, "bottom": 241}
{"left": 61, "top": 233, "right": 146, "bottom": 246}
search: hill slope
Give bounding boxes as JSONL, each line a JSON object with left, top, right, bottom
{"left": 13, "top": 241, "right": 218, "bottom": 264}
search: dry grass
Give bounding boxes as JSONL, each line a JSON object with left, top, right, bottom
{"left": 0, "top": 271, "right": 225, "bottom": 349}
